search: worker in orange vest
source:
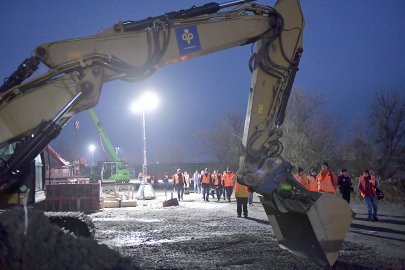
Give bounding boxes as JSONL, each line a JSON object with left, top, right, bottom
{"left": 307, "top": 169, "right": 319, "bottom": 192}
{"left": 172, "top": 169, "right": 185, "bottom": 201}
{"left": 234, "top": 181, "right": 249, "bottom": 218}
{"left": 316, "top": 162, "right": 337, "bottom": 193}
{"left": 358, "top": 170, "right": 378, "bottom": 221}
{"left": 201, "top": 168, "right": 211, "bottom": 202}
{"left": 294, "top": 167, "right": 308, "bottom": 190}
{"left": 212, "top": 170, "right": 223, "bottom": 202}
{"left": 223, "top": 167, "right": 235, "bottom": 202}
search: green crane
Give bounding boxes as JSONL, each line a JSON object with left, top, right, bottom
{"left": 87, "top": 108, "right": 131, "bottom": 183}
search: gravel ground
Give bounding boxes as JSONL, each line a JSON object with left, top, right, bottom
{"left": 91, "top": 191, "right": 405, "bottom": 270}
{"left": 1, "top": 191, "right": 403, "bottom": 270}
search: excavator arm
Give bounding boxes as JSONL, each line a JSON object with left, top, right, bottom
{"left": 0, "top": 0, "right": 352, "bottom": 267}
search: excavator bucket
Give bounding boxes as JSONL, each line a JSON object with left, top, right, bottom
{"left": 261, "top": 192, "right": 352, "bottom": 267}
{"left": 241, "top": 158, "right": 353, "bottom": 267}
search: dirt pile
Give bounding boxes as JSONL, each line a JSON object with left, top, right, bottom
{"left": 0, "top": 208, "right": 139, "bottom": 270}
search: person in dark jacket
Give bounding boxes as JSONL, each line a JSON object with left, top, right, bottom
{"left": 358, "top": 170, "right": 379, "bottom": 221}
{"left": 337, "top": 169, "right": 354, "bottom": 203}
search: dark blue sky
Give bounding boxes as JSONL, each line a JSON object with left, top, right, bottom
{"left": 1, "top": 1, "right": 404, "bottom": 164}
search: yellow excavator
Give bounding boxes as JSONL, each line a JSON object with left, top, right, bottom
{"left": 0, "top": 0, "right": 352, "bottom": 267}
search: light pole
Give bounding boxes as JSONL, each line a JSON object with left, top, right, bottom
{"left": 115, "top": 146, "right": 120, "bottom": 158}
{"left": 131, "top": 92, "right": 159, "bottom": 199}
{"left": 89, "top": 144, "right": 96, "bottom": 176}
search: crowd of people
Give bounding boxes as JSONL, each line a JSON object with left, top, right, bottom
{"left": 161, "top": 161, "right": 381, "bottom": 221}
{"left": 294, "top": 162, "right": 380, "bottom": 222}
{"left": 167, "top": 167, "right": 252, "bottom": 218}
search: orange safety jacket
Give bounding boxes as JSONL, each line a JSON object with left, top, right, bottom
{"left": 317, "top": 170, "right": 337, "bottom": 193}
{"left": 223, "top": 172, "right": 234, "bottom": 187}
{"left": 234, "top": 182, "right": 249, "bottom": 198}
{"left": 201, "top": 173, "right": 211, "bottom": 185}
{"left": 294, "top": 173, "right": 308, "bottom": 189}
{"left": 172, "top": 173, "right": 185, "bottom": 185}
{"left": 307, "top": 175, "right": 318, "bottom": 192}
{"left": 213, "top": 173, "right": 222, "bottom": 186}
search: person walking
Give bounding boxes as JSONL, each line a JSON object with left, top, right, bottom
{"left": 222, "top": 170, "right": 226, "bottom": 200}
{"left": 358, "top": 170, "right": 379, "bottom": 221}
{"left": 223, "top": 167, "right": 235, "bottom": 202}
{"left": 337, "top": 169, "right": 354, "bottom": 203}
{"left": 201, "top": 168, "right": 211, "bottom": 202}
{"left": 163, "top": 172, "right": 169, "bottom": 198}
{"left": 212, "top": 170, "right": 223, "bottom": 202}
{"left": 307, "top": 169, "right": 319, "bottom": 192}
{"left": 193, "top": 169, "right": 201, "bottom": 194}
{"left": 248, "top": 191, "right": 254, "bottom": 206}
{"left": 317, "top": 162, "right": 337, "bottom": 193}
{"left": 294, "top": 167, "right": 308, "bottom": 190}
{"left": 184, "top": 171, "right": 190, "bottom": 189}
{"left": 234, "top": 181, "right": 249, "bottom": 217}
{"left": 172, "top": 169, "right": 185, "bottom": 201}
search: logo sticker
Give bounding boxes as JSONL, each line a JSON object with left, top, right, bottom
{"left": 175, "top": 26, "right": 201, "bottom": 55}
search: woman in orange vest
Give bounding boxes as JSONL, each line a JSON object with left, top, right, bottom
{"left": 307, "top": 169, "right": 319, "bottom": 192}
{"left": 223, "top": 167, "right": 235, "bottom": 202}
{"left": 293, "top": 167, "right": 308, "bottom": 190}
{"left": 234, "top": 182, "right": 249, "bottom": 218}
{"left": 316, "top": 162, "right": 337, "bottom": 193}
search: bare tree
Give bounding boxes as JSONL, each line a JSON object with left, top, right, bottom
{"left": 334, "top": 114, "right": 375, "bottom": 177}
{"left": 197, "top": 110, "right": 244, "bottom": 169}
{"left": 372, "top": 90, "right": 405, "bottom": 178}
{"left": 280, "top": 89, "right": 338, "bottom": 171}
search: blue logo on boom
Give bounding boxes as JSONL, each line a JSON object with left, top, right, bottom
{"left": 175, "top": 26, "right": 201, "bottom": 55}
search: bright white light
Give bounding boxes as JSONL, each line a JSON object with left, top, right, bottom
{"left": 89, "top": 144, "right": 96, "bottom": 152}
{"left": 131, "top": 91, "right": 159, "bottom": 113}
{"left": 141, "top": 92, "right": 159, "bottom": 111}
{"left": 130, "top": 101, "right": 142, "bottom": 113}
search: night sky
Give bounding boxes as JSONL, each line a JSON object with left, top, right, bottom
{"left": 1, "top": 1, "right": 404, "bottom": 164}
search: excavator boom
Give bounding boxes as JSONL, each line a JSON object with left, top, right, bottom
{"left": 0, "top": 0, "right": 352, "bottom": 267}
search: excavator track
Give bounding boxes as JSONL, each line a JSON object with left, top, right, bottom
{"left": 0, "top": 208, "right": 136, "bottom": 269}
{"left": 45, "top": 211, "right": 95, "bottom": 238}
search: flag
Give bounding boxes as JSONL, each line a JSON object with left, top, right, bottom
{"left": 74, "top": 120, "right": 80, "bottom": 131}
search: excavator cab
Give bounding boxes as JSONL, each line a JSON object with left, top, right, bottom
{"left": 0, "top": 141, "right": 46, "bottom": 207}
{"left": 100, "top": 161, "right": 131, "bottom": 183}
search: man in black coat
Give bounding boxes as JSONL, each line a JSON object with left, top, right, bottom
{"left": 337, "top": 169, "right": 354, "bottom": 203}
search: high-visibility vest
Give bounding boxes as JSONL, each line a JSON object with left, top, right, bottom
{"left": 294, "top": 173, "right": 308, "bottom": 189}
{"left": 317, "top": 171, "right": 336, "bottom": 193}
{"left": 213, "top": 173, "right": 222, "bottom": 186}
{"left": 223, "top": 172, "right": 234, "bottom": 187}
{"left": 201, "top": 173, "right": 211, "bottom": 184}
{"left": 173, "top": 173, "right": 184, "bottom": 185}
{"left": 307, "top": 175, "right": 318, "bottom": 192}
{"left": 234, "top": 182, "right": 249, "bottom": 198}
